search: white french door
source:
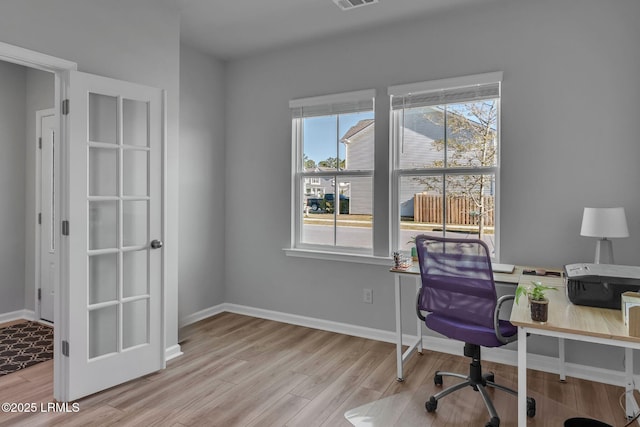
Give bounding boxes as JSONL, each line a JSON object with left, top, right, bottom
{"left": 60, "top": 70, "right": 164, "bottom": 401}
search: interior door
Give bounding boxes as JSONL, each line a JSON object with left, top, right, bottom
{"left": 61, "top": 70, "right": 164, "bottom": 401}
{"left": 39, "top": 111, "right": 58, "bottom": 323}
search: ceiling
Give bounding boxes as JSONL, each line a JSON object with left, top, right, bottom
{"left": 179, "top": 0, "right": 495, "bottom": 60}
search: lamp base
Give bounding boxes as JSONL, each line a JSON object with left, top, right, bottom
{"left": 594, "top": 238, "right": 614, "bottom": 264}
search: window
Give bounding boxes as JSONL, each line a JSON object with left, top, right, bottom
{"left": 389, "top": 72, "right": 502, "bottom": 258}
{"left": 290, "top": 89, "right": 375, "bottom": 254}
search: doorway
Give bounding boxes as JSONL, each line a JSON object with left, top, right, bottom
{"left": 0, "top": 60, "right": 55, "bottom": 324}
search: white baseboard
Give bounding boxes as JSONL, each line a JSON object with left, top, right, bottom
{"left": 179, "top": 303, "right": 226, "bottom": 328}
{"left": 223, "top": 303, "right": 396, "bottom": 343}
{"left": 0, "top": 309, "right": 36, "bottom": 324}
{"left": 165, "top": 344, "right": 183, "bottom": 362}
{"left": 181, "top": 302, "right": 640, "bottom": 388}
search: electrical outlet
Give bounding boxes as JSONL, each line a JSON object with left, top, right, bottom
{"left": 363, "top": 288, "right": 373, "bottom": 304}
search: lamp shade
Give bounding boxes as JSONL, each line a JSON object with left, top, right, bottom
{"left": 580, "top": 207, "right": 629, "bottom": 238}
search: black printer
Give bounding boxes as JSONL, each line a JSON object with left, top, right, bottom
{"left": 564, "top": 263, "right": 640, "bottom": 309}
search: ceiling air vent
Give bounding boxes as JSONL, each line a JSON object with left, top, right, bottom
{"left": 332, "top": 0, "right": 379, "bottom": 11}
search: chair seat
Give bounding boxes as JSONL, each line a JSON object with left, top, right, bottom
{"left": 426, "top": 314, "right": 517, "bottom": 348}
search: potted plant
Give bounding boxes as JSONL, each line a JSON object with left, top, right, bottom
{"left": 408, "top": 237, "right": 418, "bottom": 261}
{"left": 515, "top": 281, "right": 557, "bottom": 322}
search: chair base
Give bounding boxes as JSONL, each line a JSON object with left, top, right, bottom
{"left": 425, "top": 343, "right": 536, "bottom": 427}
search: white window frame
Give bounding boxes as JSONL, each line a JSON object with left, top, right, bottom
{"left": 389, "top": 72, "right": 503, "bottom": 260}
{"left": 287, "top": 89, "right": 380, "bottom": 260}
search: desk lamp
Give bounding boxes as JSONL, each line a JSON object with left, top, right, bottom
{"left": 580, "top": 207, "right": 629, "bottom": 264}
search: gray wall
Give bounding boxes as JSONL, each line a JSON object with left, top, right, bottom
{"left": 178, "top": 43, "right": 227, "bottom": 319}
{"left": 0, "top": 0, "right": 181, "bottom": 349}
{"left": 224, "top": 0, "right": 640, "bottom": 370}
{"left": 0, "top": 61, "right": 26, "bottom": 314}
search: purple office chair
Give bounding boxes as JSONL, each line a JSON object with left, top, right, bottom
{"left": 415, "top": 235, "right": 536, "bottom": 427}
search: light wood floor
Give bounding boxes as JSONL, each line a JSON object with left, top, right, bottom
{"left": 0, "top": 313, "right": 634, "bottom": 426}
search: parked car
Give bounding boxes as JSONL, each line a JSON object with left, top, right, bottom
{"left": 306, "top": 194, "right": 349, "bottom": 214}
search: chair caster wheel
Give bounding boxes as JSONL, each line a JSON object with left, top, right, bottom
{"left": 425, "top": 396, "right": 437, "bottom": 412}
{"left": 527, "top": 397, "right": 536, "bottom": 417}
{"left": 485, "top": 416, "right": 500, "bottom": 427}
{"left": 434, "top": 374, "right": 443, "bottom": 386}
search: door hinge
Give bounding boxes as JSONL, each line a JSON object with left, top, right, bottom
{"left": 62, "top": 99, "right": 69, "bottom": 115}
{"left": 62, "top": 220, "right": 69, "bottom": 236}
{"left": 38, "top": 137, "right": 42, "bottom": 149}
{"left": 62, "top": 340, "right": 69, "bottom": 357}
{"left": 38, "top": 288, "right": 42, "bottom": 300}
{"left": 38, "top": 213, "right": 42, "bottom": 225}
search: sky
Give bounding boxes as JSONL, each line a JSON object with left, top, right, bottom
{"left": 303, "top": 111, "right": 374, "bottom": 164}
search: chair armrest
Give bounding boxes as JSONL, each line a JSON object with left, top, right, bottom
{"left": 494, "top": 294, "right": 517, "bottom": 344}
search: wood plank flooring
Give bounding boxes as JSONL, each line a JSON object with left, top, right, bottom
{"left": 0, "top": 312, "right": 633, "bottom": 426}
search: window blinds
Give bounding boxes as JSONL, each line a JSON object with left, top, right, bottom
{"left": 290, "top": 89, "right": 375, "bottom": 118}
{"left": 388, "top": 72, "right": 502, "bottom": 110}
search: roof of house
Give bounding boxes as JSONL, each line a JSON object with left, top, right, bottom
{"left": 340, "top": 119, "right": 374, "bottom": 143}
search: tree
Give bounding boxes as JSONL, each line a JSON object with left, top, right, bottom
{"left": 416, "top": 101, "right": 497, "bottom": 238}
{"left": 303, "top": 154, "right": 316, "bottom": 170}
{"left": 318, "top": 157, "right": 346, "bottom": 169}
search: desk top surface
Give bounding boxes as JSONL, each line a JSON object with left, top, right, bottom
{"left": 390, "top": 263, "right": 554, "bottom": 285}
{"left": 391, "top": 261, "right": 640, "bottom": 343}
{"left": 509, "top": 274, "right": 640, "bottom": 343}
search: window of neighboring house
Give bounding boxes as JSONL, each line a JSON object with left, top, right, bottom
{"left": 389, "top": 72, "right": 502, "bottom": 259}
{"left": 290, "top": 89, "right": 375, "bottom": 254}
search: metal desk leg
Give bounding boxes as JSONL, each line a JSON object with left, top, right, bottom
{"left": 518, "top": 326, "right": 527, "bottom": 427}
{"left": 625, "top": 347, "right": 640, "bottom": 421}
{"left": 559, "top": 337, "right": 566, "bottom": 381}
{"left": 395, "top": 273, "right": 404, "bottom": 382}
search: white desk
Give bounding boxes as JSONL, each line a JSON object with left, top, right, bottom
{"left": 389, "top": 263, "right": 523, "bottom": 381}
{"left": 510, "top": 275, "right": 640, "bottom": 425}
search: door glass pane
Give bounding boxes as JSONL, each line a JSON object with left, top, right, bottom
{"left": 89, "top": 147, "right": 118, "bottom": 196}
{"left": 123, "top": 299, "right": 148, "bottom": 349}
{"left": 89, "top": 201, "right": 118, "bottom": 250}
{"left": 89, "top": 254, "right": 117, "bottom": 304}
{"left": 123, "top": 250, "right": 148, "bottom": 297}
{"left": 123, "top": 201, "right": 147, "bottom": 247}
{"left": 123, "top": 150, "right": 148, "bottom": 196}
{"left": 89, "top": 93, "right": 117, "bottom": 144}
{"left": 123, "top": 99, "right": 149, "bottom": 147}
{"left": 89, "top": 305, "right": 118, "bottom": 358}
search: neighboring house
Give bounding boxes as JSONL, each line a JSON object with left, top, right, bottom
{"left": 342, "top": 107, "right": 496, "bottom": 217}
{"left": 304, "top": 166, "right": 343, "bottom": 198}
{"left": 341, "top": 119, "right": 375, "bottom": 215}
{"left": 304, "top": 175, "right": 330, "bottom": 197}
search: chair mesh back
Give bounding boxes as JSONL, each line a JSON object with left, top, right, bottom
{"left": 415, "top": 235, "right": 497, "bottom": 329}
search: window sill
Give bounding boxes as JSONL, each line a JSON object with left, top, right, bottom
{"left": 283, "top": 248, "right": 392, "bottom": 265}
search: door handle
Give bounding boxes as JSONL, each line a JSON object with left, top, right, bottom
{"left": 150, "top": 239, "right": 163, "bottom": 249}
